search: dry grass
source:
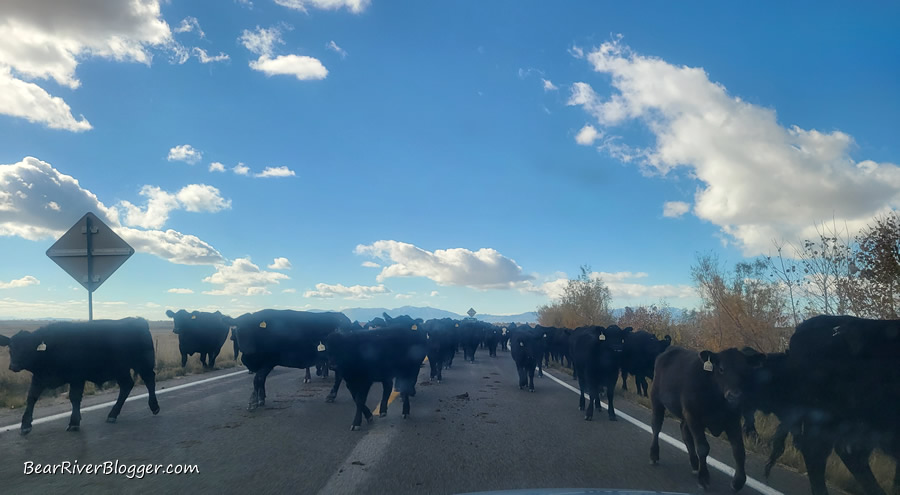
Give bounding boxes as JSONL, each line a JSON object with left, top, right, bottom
{"left": 0, "top": 320, "right": 239, "bottom": 410}
{"left": 544, "top": 360, "right": 897, "bottom": 495}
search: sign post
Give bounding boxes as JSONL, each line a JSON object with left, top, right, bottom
{"left": 46, "top": 212, "right": 134, "bottom": 320}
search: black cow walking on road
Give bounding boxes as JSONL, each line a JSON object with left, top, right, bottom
{"left": 166, "top": 309, "right": 232, "bottom": 369}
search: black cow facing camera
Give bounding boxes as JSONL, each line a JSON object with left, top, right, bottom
{"left": 0, "top": 318, "right": 160, "bottom": 435}
{"left": 166, "top": 309, "right": 232, "bottom": 369}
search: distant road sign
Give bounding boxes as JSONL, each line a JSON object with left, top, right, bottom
{"left": 467, "top": 308, "right": 476, "bottom": 318}
{"left": 46, "top": 212, "right": 133, "bottom": 319}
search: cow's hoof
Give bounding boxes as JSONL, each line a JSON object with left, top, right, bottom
{"left": 247, "top": 403, "right": 258, "bottom": 411}
{"left": 402, "top": 414, "right": 409, "bottom": 419}
{"left": 379, "top": 412, "right": 387, "bottom": 418}
{"left": 692, "top": 469, "right": 699, "bottom": 475}
{"left": 21, "top": 426, "right": 32, "bottom": 436}
{"left": 519, "top": 386, "right": 524, "bottom": 390}
{"left": 584, "top": 416, "right": 592, "bottom": 421}
{"left": 350, "top": 425, "right": 360, "bottom": 431}
{"left": 106, "top": 417, "right": 117, "bottom": 424}
{"left": 303, "top": 378, "right": 311, "bottom": 384}
{"left": 608, "top": 416, "right": 618, "bottom": 421}
{"left": 731, "top": 477, "right": 746, "bottom": 492}
{"left": 325, "top": 395, "right": 335, "bottom": 403}
{"left": 367, "top": 416, "right": 375, "bottom": 425}
{"left": 650, "top": 459, "right": 658, "bottom": 466}
{"left": 66, "top": 425, "right": 80, "bottom": 432}
{"left": 151, "top": 405, "right": 160, "bottom": 415}
{"left": 529, "top": 389, "right": 535, "bottom": 393}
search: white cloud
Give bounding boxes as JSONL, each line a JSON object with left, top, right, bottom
{"left": 355, "top": 240, "right": 533, "bottom": 289}
{"left": 239, "top": 26, "right": 282, "bottom": 57}
{"left": 167, "top": 144, "right": 202, "bottom": 164}
{"left": 0, "top": 275, "right": 39, "bottom": 290}
{"left": 118, "top": 184, "right": 230, "bottom": 229}
{"left": 326, "top": 41, "right": 347, "bottom": 58}
{"left": 209, "top": 162, "right": 225, "bottom": 172}
{"left": 526, "top": 271, "right": 695, "bottom": 303}
{"left": 0, "top": 157, "right": 225, "bottom": 265}
{"left": 274, "top": 0, "right": 370, "bottom": 13}
{"left": 430, "top": 291, "right": 439, "bottom": 297}
{"left": 569, "top": 38, "right": 900, "bottom": 256}
{"left": 268, "top": 257, "right": 292, "bottom": 270}
{"left": 663, "top": 201, "right": 690, "bottom": 218}
{"left": 303, "top": 282, "right": 389, "bottom": 300}
{"left": 174, "top": 17, "right": 204, "bottom": 37}
{"left": 193, "top": 48, "right": 229, "bottom": 64}
{"left": 202, "top": 257, "right": 289, "bottom": 296}
{"left": 395, "top": 293, "right": 413, "bottom": 300}
{"left": 249, "top": 55, "right": 327, "bottom": 81}
{"left": 0, "top": 67, "right": 92, "bottom": 131}
{"left": 575, "top": 124, "right": 600, "bottom": 146}
{"left": 542, "top": 79, "right": 558, "bottom": 91}
{"left": 282, "top": 288, "right": 296, "bottom": 293}
{"left": 568, "top": 45, "right": 584, "bottom": 59}
{"left": 233, "top": 163, "right": 250, "bottom": 175}
{"left": 361, "top": 261, "right": 380, "bottom": 268}
{"left": 167, "top": 288, "right": 194, "bottom": 294}
{"left": 255, "top": 166, "right": 296, "bottom": 178}
{"left": 46, "top": 201, "right": 60, "bottom": 211}
{"left": 0, "top": 0, "right": 172, "bottom": 130}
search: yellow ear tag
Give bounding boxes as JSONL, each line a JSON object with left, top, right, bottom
{"left": 455, "top": 323, "right": 459, "bottom": 327}
{"left": 36, "top": 342, "right": 47, "bottom": 351}
{"left": 598, "top": 334, "right": 606, "bottom": 341}
{"left": 317, "top": 343, "right": 326, "bottom": 352}
{"left": 259, "top": 321, "right": 267, "bottom": 328}
{"left": 703, "top": 359, "right": 713, "bottom": 372}
{"left": 191, "top": 315, "right": 197, "bottom": 320}
{"left": 411, "top": 324, "right": 418, "bottom": 331}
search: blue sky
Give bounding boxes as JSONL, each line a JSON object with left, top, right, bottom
{"left": 0, "top": 0, "right": 897, "bottom": 319}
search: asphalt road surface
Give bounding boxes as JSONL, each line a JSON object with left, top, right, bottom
{"left": 0, "top": 350, "right": 832, "bottom": 495}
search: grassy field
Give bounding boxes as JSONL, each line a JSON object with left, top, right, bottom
{"left": 0, "top": 320, "right": 239, "bottom": 410}
{"left": 544, "top": 361, "right": 896, "bottom": 495}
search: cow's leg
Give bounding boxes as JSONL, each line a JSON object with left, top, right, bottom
{"left": 248, "top": 366, "right": 272, "bottom": 410}
{"left": 606, "top": 380, "right": 618, "bottom": 421}
{"left": 200, "top": 352, "right": 209, "bottom": 368}
{"left": 304, "top": 367, "right": 311, "bottom": 384}
{"left": 21, "top": 380, "right": 44, "bottom": 435}
{"left": 138, "top": 367, "right": 160, "bottom": 415}
{"left": 429, "top": 359, "right": 437, "bottom": 381}
{"left": 649, "top": 397, "right": 665, "bottom": 464}
{"left": 436, "top": 360, "right": 443, "bottom": 383}
{"left": 326, "top": 370, "right": 342, "bottom": 403}
{"left": 687, "top": 416, "right": 711, "bottom": 489}
{"left": 680, "top": 420, "right": 699, "bottom": 473}
{"left": 621, "top": 369, "right": 629, "bottom": 391}
{"left": 742, "top": 408, "right": 758, "bottom": 437}
{"left": 180, "top": 351, "right": 188, "bottom": 367}
{"left": 764, "top": 420, "right": 792, "bottom": 478}
{"left": 350, "top": 383, "right": 373, "bottom": 430}
{"left": 107, "top": 373, "right": 135, "bottom": 423}
{"left": 637, "top": 375, "right": 649, "bottom": 397}
{"left": 348, "top": 383, "right": 364, "bottom": 430}
{"left": 209, "top": 350, "right": 219, "bottom": 370}
{"left": 798, "top": 431, "right": 831, "bottom": 495}
{"left": 65, "top": 380, "right": 86, "bottom": 431}
{"left": 527, "top": 365, "right": 535, "bottom": 392}
{"left": 724, "top": 418, "right": 748, "bottom": 492}
{"left": 584, "top": 382, "right": 596, "bottom": 421}
{"left": 537, "top": 361, "right": 543, "bottom": 378}
{"left": 577, "top": 369, "right": 586, "bottom": 411}
{"left": 401, "top": 392, "right": 411, "bottom": 418}
{"left": 835, "top": 442, "right": 883, "bottom": 495}
{"left": 378, "top": 379, "right": 391, "bottom": 417}
{"left": 517, "top": 366, "right": 527, "bottom": 389}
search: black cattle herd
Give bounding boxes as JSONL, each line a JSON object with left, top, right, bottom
{"left": 1, "top": 310, "right": 898, "bottom": 495}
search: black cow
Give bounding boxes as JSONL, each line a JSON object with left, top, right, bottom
{"left": 499, "top": 323, "right": 513, "bottom": 351}
{"left": 620, "top": 329, "right": 671, "bottom": 397}
{"left": 424, "top": 318, "right": 457, "bottom": 382}
{"left": 484, "top": 325, "right": 500, "bottom": 357}
{"left": 510, "top": 327, "right": 542, "bottom": 392}
{"left": 459, "top": 320, "right": 484, "bottom": 363}
{"left": 535, "top": 325, "right": 557, "bottom": 368}
{"left": 649, "top": 346, "right": 763, "bottom": 491}
{"left": 231, "top": 309, "right": 353, "bottom": 410}
{"left": 550, "top": 327, "right": 573, "bottom": 367}
{"left": 166, "top": 309, "right": 232, "bottom": 369}
{"left": 570, "top": 325, "right": 625, "bottom": 421}
{"left": 0, "top": 318, "right": 160, "bottom": 434}
{"left": 326, "top": 321, "right": 427, "bottom": 430}
{"left": 752, "top": 316, "right": 900, "bottom": 495}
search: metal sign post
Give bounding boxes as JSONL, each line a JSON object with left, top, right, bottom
{"left": 46, "top": 212, "right": 134, "bottom": 321}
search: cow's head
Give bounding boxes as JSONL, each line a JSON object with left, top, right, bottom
{"left": 0, "top": 330, "right": 46, "bottom": 372}
{"left": 166, "top": 309, "right": 196, "bottom": 334}
{"left": 600, "top": 325, "right": 627, "bottom": 353}
{"left": 699, "top": 347, "right": 765, "bottom": 406}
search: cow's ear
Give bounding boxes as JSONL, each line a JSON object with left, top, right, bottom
{"left": 0, "top": 334, "right": 9, "bottom": 347}
{"left": 699, "top": 350, "right": 718, "bottom": 371}
{"left": 165, "top": 310, "right": 175, "bottom": 318}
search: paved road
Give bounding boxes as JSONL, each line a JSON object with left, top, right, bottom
{"left": 0, "top": 350, "right": 823, "bottom": 495}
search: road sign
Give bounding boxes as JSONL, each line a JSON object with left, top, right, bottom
{"left": 46, "top": 212, "right": 134, "bottom": 320}
{"left": 467, "top": 308, "right": 476, "bottom": 318}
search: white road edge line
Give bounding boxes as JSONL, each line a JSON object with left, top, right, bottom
{"left": 542, "top": 369, "right": 784, "bottom": 495}
{"left": 0, "top": 369, "right": 248, "bottom": 434}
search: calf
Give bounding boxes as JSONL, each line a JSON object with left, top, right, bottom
{"left": 649, "top": 346, "right": 763, "bottom": 491}
{"left": 499, "top": 324, "right": 513, "bottom": 351}
{"left": 510, "top": 327, "right": 542, "bottom": 392}
{"left": 166, "top": 309, "right": 231, "bottom": 369}
{"left": 0, "top": 318, "right": 160, "bottom": 434}
{"left": 571, "top": 325, "right": 625, "bottom": 421}
{"left": 326, "top": 322, "right": 427, "bottom": 430}
{"left": 620, "top": 329, "right": 671, "bottom": 397}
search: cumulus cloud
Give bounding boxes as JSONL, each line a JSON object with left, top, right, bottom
{"left": 282, "top": 288, "right": 296, "bottom": 293}
{"left": 0, "top": 0, "right": 173, "bottom": 130}
{"left": 525, "top": 270, "right": 695, "bottom": 303}
{"left": 304, "top": 282, "right": 389, "bottom": 300}
{"left": 193, "top": 48, "right": 229, "bottom": 64}
{"left": 118, "top": 184, "right": 230, "bottom": 229}
{"left": 355, "top": 240, "right": 533, "bottom": 289}
{"left": 326, "top": 41, "right": 347, "bottom": 58}
{"left": 202, "top": 257, "right": 289, "bottom": 296}
{"left": 361, "top": 261, "right": 380, "bottom": 268}
{"left": 233, "top": 163, "right": 250, "bottom": 175}
{"left": 0, "top": 157, "right": 225, "bottom": 265}
{"left": 542, "top": 79, "right": 558, "bottom": 91}
{"left": 567, "top": 37, "right": 900, "bottom": 256}
{"left": 274, "top": 0, "right": 370, "bottom": 13}
{"left": 430, "top": 291, "right": 439, "bottom": 297}
{"left": 0, "top": 275, "right": 39, "bottom": 290}
{"left": 255, "top": 166, "right": 296, "bottom": 178}
{"left": 268, "top": 257, "right": 292, "bottom": 270}
{"left": 395, "top": 293, "right": 413, "bottom": 300}
{"left": 167, "top": 288, "right": 194, "bottom": 294}
{"left": 209, "top": 162, "right": 225, "bottom": 172}
{"left": 240, "top": 26, "right": 327, "bottom": 81}
{"left": 574, "top": 124, "right": 600, "bottom": 146}
{"left": 174, "top": 17, "right": 204, "bottom": 37}
{"left": 663, "top": 201, "right": 690, "bottom": 218}
{"left": 167, "top": 144, "right": 202, "bottom": 164}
